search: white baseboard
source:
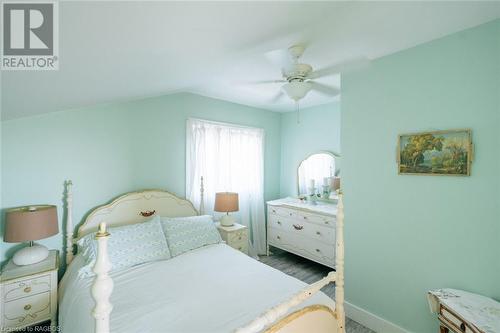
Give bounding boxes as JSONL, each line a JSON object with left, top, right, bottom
{"left": 345, "top": 301, "right": 409, "bottom": 333}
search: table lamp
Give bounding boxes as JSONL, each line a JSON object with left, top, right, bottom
{"left": 214, "top": 192, "right": 239, "bottom": 227}
{"left": 4, "top": 205, "right": 59, "bottom": 266}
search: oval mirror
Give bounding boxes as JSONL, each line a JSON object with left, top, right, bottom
{"left": 297, "top": 152, "right": 340, "bottom": 197}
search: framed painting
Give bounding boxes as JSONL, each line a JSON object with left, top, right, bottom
{"left": 397, "top": 129, "right": 472, "bottom": 176}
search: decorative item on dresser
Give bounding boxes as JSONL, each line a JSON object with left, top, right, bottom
{"left": 428, "top": 288, "right": 500, "bottom": 333}
{"left": 215, "top": 222, "right": 249, "bottom": 255}
{"left": 0, "top": 250, "right": 59, "bottom": 331}
{"left": 4, "top": 205, "right": 59, "bottom": 266}
{"left": 267, "top": 198, "right": 336, "bottom": 268}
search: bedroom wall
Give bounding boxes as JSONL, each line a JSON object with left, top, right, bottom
{"left": 279, "top": 102, "right": 341, "bottom": 197}
{"left": 341, "top": 19, "right": 500, "bottom": 332}
{"left": 1, "top": 93, "right": 282, "bottom": 265}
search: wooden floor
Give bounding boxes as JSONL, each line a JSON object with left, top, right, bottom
{"left": 259, "top": 247, "right": 375, "bottom": 333}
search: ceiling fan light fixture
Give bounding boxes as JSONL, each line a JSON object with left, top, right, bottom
{"left": 282, "top": 82, "right": 312, "bottom": 102}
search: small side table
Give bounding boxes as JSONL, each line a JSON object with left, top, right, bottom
{"left": 428, "top": 288, "right": 500, "bottom": 333}
{"left": 215, "top": 222, "right": 249, "bottom": 255}
{"left": 1, "top": 250, "right": 59, "bottom": 331}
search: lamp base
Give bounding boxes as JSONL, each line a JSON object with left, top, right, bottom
{"left": 220, "top": 214, "right": 235, "bottom": 227}
{"left": 13, "top": 243, "right": 49, "bottom": 266}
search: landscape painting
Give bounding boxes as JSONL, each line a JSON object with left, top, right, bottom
{"left": 398, "top": 129, "right": 472, "bottom": 176}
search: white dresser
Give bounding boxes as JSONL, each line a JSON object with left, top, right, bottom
{"left": 267, "top": 198, "right": 337, "bottom": 268}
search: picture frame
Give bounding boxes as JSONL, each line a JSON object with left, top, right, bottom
{"left": 397, "top": 129, "right": 473, "bottom": 176}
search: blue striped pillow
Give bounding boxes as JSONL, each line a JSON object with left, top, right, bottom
{"left": 77, "top": 215, "right": 171, "bottom": 277}
{"left": 160, "top": 215, "right": 222, "bottom": 257}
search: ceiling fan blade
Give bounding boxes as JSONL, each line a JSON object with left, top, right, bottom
{"left": 242, "top": 79, "right": 286, "bottom": 85}
{"left": 269, "top": 90, "right": 286, "bottom": 104}
{"left": 310, "top": 82, "right": 340, "bottom": 97}
{"left": 308, "top": 58, "right": 370, "bottom": 79}
{"left": 265, "top": 48, "right": 292, "bottom": 68}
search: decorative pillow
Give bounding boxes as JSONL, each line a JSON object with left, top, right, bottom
{"left": 77, "top": 215, "right": 171, "bottom": 277}
{"left": 160, "top": 215, "right": 222, "bottom": 257}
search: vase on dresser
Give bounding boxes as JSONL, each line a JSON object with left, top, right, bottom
{"left": 266, "top": 198, "right": 336, "bottom": 268}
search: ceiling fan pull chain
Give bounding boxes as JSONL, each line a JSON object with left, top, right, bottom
{"left": 296, "top": 101, "right": 301, "bottom": 124}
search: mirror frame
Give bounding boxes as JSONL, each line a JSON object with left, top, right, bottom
{"left": 296, "top": 150, "right": 340, "bottom": 198}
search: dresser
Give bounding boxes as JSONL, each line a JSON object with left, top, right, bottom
{"left": 216, "top": 222, "right": 249, "bottom": 255}
{"left": 267, "top": 198, "right": 336, "bottom": 268}
{"left": 1, "top": 250, "right": 59, "bottom": 331}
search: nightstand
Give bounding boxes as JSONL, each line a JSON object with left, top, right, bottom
{"left": 1, "top": 250, "right": 59, "bottom": 331}
{"left": 428, "top": 288, "right": 500, "bottom": 333}
{"left": 215, "top": 222, "right": 249, "bottom": 255}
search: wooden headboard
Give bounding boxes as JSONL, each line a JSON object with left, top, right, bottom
{"left": 64, "top": 178, "right": 205, "bottom": 264}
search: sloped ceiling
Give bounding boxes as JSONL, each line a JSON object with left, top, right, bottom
{"left": 2, "top": 1, "right": 500, "bottom": 120}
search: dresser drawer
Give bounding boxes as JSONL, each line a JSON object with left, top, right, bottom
{"left": 268, "top": 205, "right": 335, "bottom": 228}
{"left": 232, "top": 241, "right": 248, "bottom": 254}
{"left": 439, "top": 305, "right": 480, "bottom": 333}
{"left": 3, "top": 292, "right": 51, "bottom": 328}
{"left": 268, "top": 227, "right": 334, "bottom": 266}
{"left": 3, "top": 274, "right": 51, "bottom": 302}
{"left": 228, "top": 229, "right": 247, "bottom": 244}
{"left": 268, "top": 214, "right": 334, "bottom": 245}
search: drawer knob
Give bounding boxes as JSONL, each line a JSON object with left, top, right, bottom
{"left": 324, "top": 221, "right": 329, "bottom": 224}
{"left": 272, "top": 209, "right": 276, "bottom": 213}
{"left": 289, "top": 213, "right": 292, "bottom": 216}
{"left": 277, "top": 221, "right": 281, "bottom": 225}
{"left": 316, "top": 231, "right": 321, "bottom": 235}
{"left": 238, "top": 236, "right": 242, "bottom": 240}
{"left": 24, "top": 304, "right": 32, "bottom": 311}
{"left": 24, "top": 287, "right": 32, "bottom": 293}
{"left": 277, "top": 236, "right": 281, "bottom": 240}
{"left": 303, "top": 216, "right": 307, "bottom": 220}
{"left": 315, "top": 249, "right": 320, "bottom": 253}
{"left": 293, "top": 224, "right": 304, "bottom": 230}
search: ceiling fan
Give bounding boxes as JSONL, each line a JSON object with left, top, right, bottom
{"left": 248, "top": 44, "right": 366, "bottom": 104}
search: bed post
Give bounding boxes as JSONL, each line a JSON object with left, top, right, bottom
{"left": 65, "top": 180, "right": 74, "bottom": 265}
{"left": 199, "top": 176, "right": 205, "bottom": 215}
{"left": 336, "top": 191, "right": 345, "bottom": 332}
{"left": 92, "top": 223, "right": 113, "bottom": 333}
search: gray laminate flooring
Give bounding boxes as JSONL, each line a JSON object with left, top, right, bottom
{"left": 259, "top": 247, "right": 375, "bottom": 333}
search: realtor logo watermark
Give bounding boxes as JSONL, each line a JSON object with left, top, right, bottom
{"left": 1, "top": 1, "right": 59, "bottom": 70}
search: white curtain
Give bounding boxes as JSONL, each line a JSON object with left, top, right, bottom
{"left": 186, "top": 118, "right": 266, "bottom": 256}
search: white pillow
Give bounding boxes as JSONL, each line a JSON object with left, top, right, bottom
{"left": 160, "top": 215, "right": 222, "bottom": 257}
{"left": 77, "top": 215, "right": 171, "bottom": 277}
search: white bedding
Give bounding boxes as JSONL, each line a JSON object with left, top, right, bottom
{"left": 59, "top": 244, "right": 335, "bottom": 333}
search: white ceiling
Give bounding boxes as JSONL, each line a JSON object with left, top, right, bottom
{"left": 2, "top": 1, "right": 500, "bottom": 120}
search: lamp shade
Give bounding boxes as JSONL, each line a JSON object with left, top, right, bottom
{"left": 214, "top": 192, "right": 239, "bottom": 213}
{"left": 4, "top": 205, "right": 58, "bottom": 243}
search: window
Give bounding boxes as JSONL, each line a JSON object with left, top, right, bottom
{"left": 186, "top": 118, "right": 266, "bottom": 256}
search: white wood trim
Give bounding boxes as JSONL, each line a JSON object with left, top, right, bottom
{"left": 344, "top": 301, "right": 409, "bottom": 333}
{"left": 65, "top": 180, "right": 74, "bottom": 265}
{"left": 92, "top": 223, "right": 113, "bottom": 333}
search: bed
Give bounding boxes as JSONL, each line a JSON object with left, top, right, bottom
{"left": 59, "top": 179, "right": 345, "bottom": 333}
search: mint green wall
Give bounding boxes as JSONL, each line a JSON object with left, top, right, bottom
{"left": 279, "top": 103, "right": 341, "bottom": 197}
{"left": 1, "top": 93, "right": 282, "bottom": 265}
{"left": 342, "top": 19, "right": 500, "bottom": 332}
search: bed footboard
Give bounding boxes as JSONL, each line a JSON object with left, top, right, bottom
{"left": 236, "top": 191, "right": 345, "bottom": 333}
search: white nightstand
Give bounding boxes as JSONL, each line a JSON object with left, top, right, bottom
{"left": 215, "top": 222, "right": 249, "bottom": 255}
{"left": 1, "top": 250, "right": 59, "bottom": 331}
